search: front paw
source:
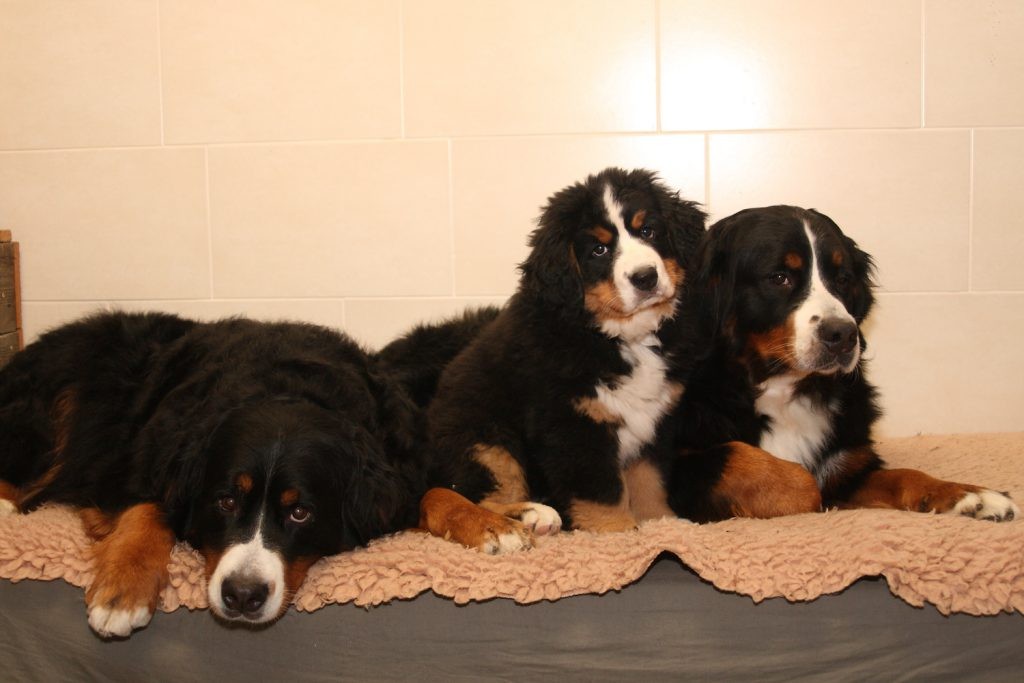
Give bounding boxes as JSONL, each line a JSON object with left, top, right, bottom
{"left": 951, "top": 489, "right": 1018, "bottom": 522}
{"left": 87, "top": 602, "right": 154, "bottom": 638}
{"left": 510, "top": 502, "right": 563, "bottom": 536}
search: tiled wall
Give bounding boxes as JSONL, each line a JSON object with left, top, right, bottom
{"left": 1, "top": 0, "right": 1021, "bottom": 437}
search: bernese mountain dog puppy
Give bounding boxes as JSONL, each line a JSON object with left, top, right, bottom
{"left": 413, "top": 168, "right": 706, "bottom": 552}
{"left": 666, "top": 205, "right": 1019, "bottom": 522}
{"left": 0, "top": 312, "right": 428, "bottom": 638}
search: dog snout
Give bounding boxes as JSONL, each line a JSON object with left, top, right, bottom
{"left": 221, "top": 576, "right": 269, "bottom": 618}
{"left": 816, "top": 318, "right": 858, "bottom": 355}
{"left": 628, "top": 266, "right": 659, "bottom": 292}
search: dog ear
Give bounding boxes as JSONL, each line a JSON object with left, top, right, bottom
{"left": 656, "top": 185, "right": 707, "bottom": 272}
{"left": 843, "top": 234, "right": 876, "bottom": 323}
{"left": 689, "top": 212, "right": 746, "bottom": 352}
{"left": 518, "top": 183, "right": 588, "bottom": 313}
{"left": 331, "top": 426, "right": 406, "bottom": 547}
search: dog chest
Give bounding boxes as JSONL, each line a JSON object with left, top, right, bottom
{"left": 755, "top": 374, "right": 833, "bottom": 470}
{"left": 591, "top": 337, "right": 679, "bottom": 464}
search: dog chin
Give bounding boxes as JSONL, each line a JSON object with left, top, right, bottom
{"left": 797, "top": 349, "right": 860, "bottom": 376}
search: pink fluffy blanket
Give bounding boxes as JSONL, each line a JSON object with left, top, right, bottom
{"left": 3, "top": 433, "right": 1023, "bottom": 616}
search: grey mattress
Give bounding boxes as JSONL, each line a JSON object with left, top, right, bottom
{"left": 1, "top": 555, "right": 1021, "bottom": 682}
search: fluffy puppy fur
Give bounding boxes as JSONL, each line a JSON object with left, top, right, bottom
{"left": 666, "top": 206, "right": 1018, "bottom": 522}
{"left": 412, "top": 168, "right": 706, "bottom": 552}
{"left": 0, "top": 312, "right": 427, "bottom": 638}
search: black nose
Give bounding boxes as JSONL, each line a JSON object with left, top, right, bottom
{"left": 629, "top": 266, "right": 659, "bottom": 292}
{"left": 817, "top": 318, "right": 858, "bottom": 355}
{"left": 221, "top": 577, "right": 269, "bottom": 617}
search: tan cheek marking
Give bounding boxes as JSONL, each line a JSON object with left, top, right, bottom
{"left": 584, "top": 280, "right": 625, "bottom": 320}
{"left": 631, "top": 209, "right": 647, "bottom": 230}
{"left": 280, "top": 488, "right": 299, "bottom": 507}
{"left": 663, "top": 257, "right": 685, "bottom": 288}
{"left": 282, "top": 556, "right": 318, "bottom": 612}
{"left": 785, "top": 252, "right": 803, "bottom": 269}
{"left": 236, "top": 473, "right": 253, "bottom": 494}
{"left": 747, "top": 314, "right": 797, "bottom": 364}
{"left": 472, "top": 444, "right": 529, "bottom": 505}
{"left": 201, "top": 548, "right": 225, "bottom": 580}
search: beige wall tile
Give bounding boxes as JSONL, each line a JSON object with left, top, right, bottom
{"left": 0, "top": 0, "right": 162, "bottom": 150}
{"left": 403, "top": 0, "right": 656, "bottom": 137}
{"left": 160, "top": 0, "right": 401, "bottom": 143}
{"left": 208, "top": 141, "right": 451, "bottom": 298}
{"left": 345, "top": 297, "right": 506, "bottom": 350}
{"left": 926, "top": 0, "right": 1024, "bottom": 127}
{"left": 661, "top": 0, "right": 920, "bottom": 131}
{"left": 972, "top": 129, "right": 1024, "bottom": 291}
{"left": 452, "top": 135, "right": 706, "bottom": 295}
{"left": 867, "top": 293, "right": 1024, "bottom": 436}
{"left": 0, "top": 148, "right": 210, "bottom": 300}
{"left": 709, "top": 131, "right": 970, "bottom": 292}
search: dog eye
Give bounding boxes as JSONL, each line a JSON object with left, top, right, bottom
{"left": 639, "top": 225, "right": 655, "bottom": 240}
{"left": 288, "top": 505, "right": 312, "bottom": 525}
{"left": 591, "top": 244, "right": 609, "bottom": 257}
{"left": 217, "top": 496, "right": 238, "bottom": 513}
{"left": 767, "top": 272, "right": 792, "bottom": 288}
{"left": 834, "top": 271, "right": 852, "bottom": 288}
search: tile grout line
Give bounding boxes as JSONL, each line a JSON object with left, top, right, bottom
{"left": 203, "top": 147, "right": 214, "bottom": 300}
{"left": 156, "top": 0, "right": 166, "bottom": 145}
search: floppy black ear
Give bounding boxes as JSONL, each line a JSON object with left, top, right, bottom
{"left": 518, "top": 182, "right": 588, "bottom": 314}
{"left": 332, "top": 425, "right": 407, "bottom": 547}
{"left": 689, "top": 212, "right": 747, "bottom": 352}
{"left": 653, "top": 181, "right": 707, "bottom": 270}
{"left": 844, "top": 234, "right": 876, "bottom": 323}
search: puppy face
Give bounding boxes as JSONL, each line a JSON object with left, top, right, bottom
{"left": 189, "top": 401, "right": 399, "bottom": 626}
{"left": 521, "top": 167, "right": 706, "bottom": 341}
{"left": 699, "top": 206, "right": 874, "bottom": 376}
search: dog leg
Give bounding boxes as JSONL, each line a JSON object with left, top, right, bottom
{"left": 0, "top": 480, "right": 20, "bottom": 516}
{"left": 82, "top": 503, "right": 174, "bottom": 638}
{"left": 843, "top": 468, "right": 1018, "bottom": 521}
{"left": 480, "top": 500, "right": 562, "bottom": 536}
{"left": 419, "top": 487, "right": 534, "bottom": 554}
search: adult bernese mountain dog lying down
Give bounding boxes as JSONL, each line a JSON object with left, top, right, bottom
{"left": 409, "top": 167, "right": 707, "bottom": 552}
{"left": 666, "top": 205, "right": 1018, "bottom": 522}
{"left": 0, "top": 312, "right": 436, "bottom": 638}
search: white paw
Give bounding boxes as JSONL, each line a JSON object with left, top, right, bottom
{"left": 951, "top": 489, "right": 1019, "bottom": 522}
{"left": 518, "top": 503, "right": 563, "bottom": 536}
{"left": 0, "top": 499, "right": 17, "bottom": 516}
{"left": 87, "top": 604, "right": 152, "bottom": 638}
{"left": 480, "top": 529, "right": 530, "bottom": 555}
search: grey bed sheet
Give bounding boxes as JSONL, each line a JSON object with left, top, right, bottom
{"left": 1, "top": 555, "right": 1021, "bottom": 682}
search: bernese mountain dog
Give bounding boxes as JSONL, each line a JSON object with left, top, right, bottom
{"left": 410, "top": 168, "right": 707, "bottom": 552}
{"left": 666, "top": 205, "right": 1019, "bottom": 522}
{"left": 0, "top": 312, "right": 432, "bottom": 638}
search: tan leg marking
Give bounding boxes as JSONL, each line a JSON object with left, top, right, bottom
{"left": 83, "top": 503, "right": 175, "bottom": 638}
{"left": 419, "top": 488, "right": 532, "bottom": 554}
{"left": 713, "top": 442, "right": 821, "bottom": 518}
{"left": 845, "top": 468, "right": 977, "bottom": 512}
{"left": 569, "top": 477, "right": 637, "bottom": 532}
{"left": 623, "top": 458, "right": 674, "bottom": 522}
{"left": 472, "top": 444, "right": 528, "bottom": 505}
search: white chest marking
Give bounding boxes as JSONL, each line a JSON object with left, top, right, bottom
{"left": 593, "top": 336, "right": 676, "bottom": 465}
{"left": 755, "top": 374, "right": 833, "bottom": 471}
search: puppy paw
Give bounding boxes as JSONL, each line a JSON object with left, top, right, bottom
{"left": 513, "top": 503, "right": 563, "bottom": 536}
{"left": 951, "top": 489, "right": 1018, "bottom": 522}
{"left": 87, "top": 603, "right": 153, "bottom": 639}
{"left": 477, "top": 519, "right": 534, "bottom": 555}
{"left": 0, "top": 499, "right": 17, "bottom": 516}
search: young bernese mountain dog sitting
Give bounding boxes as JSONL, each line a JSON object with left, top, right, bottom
{"left": 410, "top": 168, "right": 707, "bottom": 552}
{"left": 666, "top": 205, "right": 1019, "bottom": 522}
{"left": 0, "top": 312, "right": 436, "bottom": 638}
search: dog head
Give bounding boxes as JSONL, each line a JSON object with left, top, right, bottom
{"left": 694, "top": 205, "right": 875, "bottom": 377}
{"left": 519, "top": 167, "right": 706, "bottom": 341}
{"left": 187, "top": 399, "right": 406, "bottom": 627}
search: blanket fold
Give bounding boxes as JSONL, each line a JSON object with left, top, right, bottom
{"left": 2, "top": 433, "right": 1023, "bottom": 616}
